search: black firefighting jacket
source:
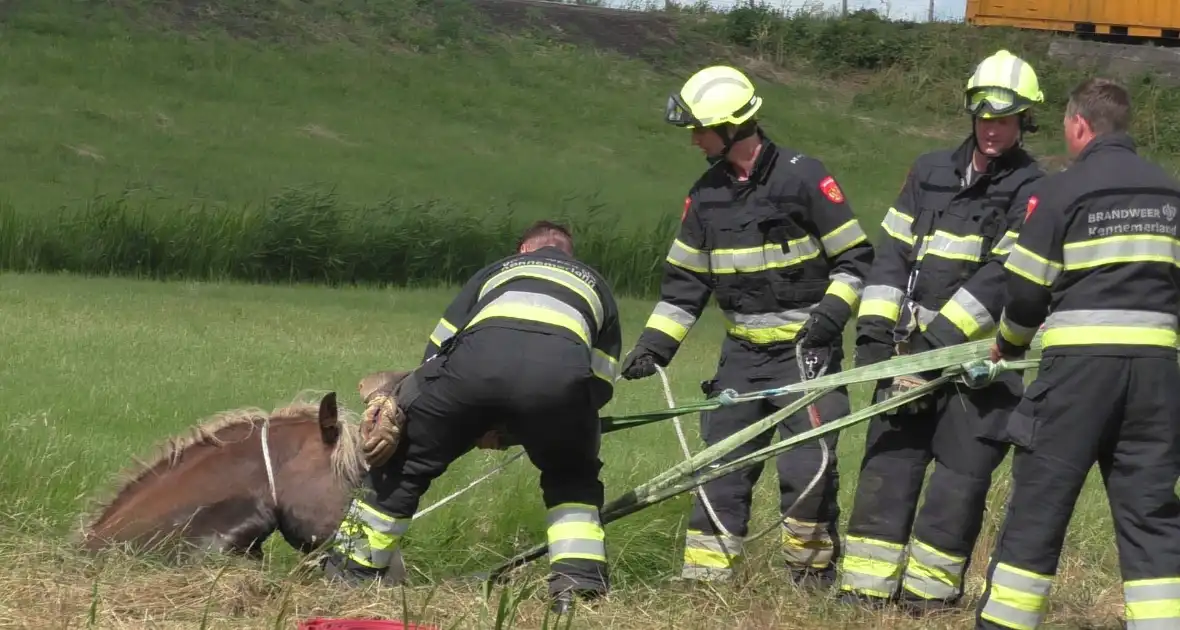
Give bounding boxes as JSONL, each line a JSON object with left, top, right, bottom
{"left": 422, "top": 246, "right": 623, "bottom": 409}
{"left": 997, "top": 132, "right": 1180, "bottom": 359}
{"left": 634, "top": 132, "right": 875, "bottom": 365}
{"left": 856, "top": 134, "right": 1045, "bottom": 352}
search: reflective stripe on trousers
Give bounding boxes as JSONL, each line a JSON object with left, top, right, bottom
{"left": 837, "top": 536, "right": 906, "bottom": 598}
{"left": 1125, "top": 578, "right": 1180, "bottom": 629}
{"left": 547, "top": 503, "right": 607, "bottom": 565}
{"left": 781, "top": 517, "right": 835, "bottom": 569}
{"left": 682, "top": 529, "right": 743, "bottom": 581}
{"left": 979, "top": 562, "right": 1053, "bottom": 629}
{"left": 902, "top": 538, "right": 966, "bottom": 601}
{"left": 331, "top": 499, "right": 412, "bottom": 570}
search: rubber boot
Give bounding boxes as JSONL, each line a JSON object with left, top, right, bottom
{"left": 550, "top": 591, "right": 575, "bottom": 616}
{"left": 788, "top": 565, "right": 836, "bottom": 591}
{"left": 549, "top": 587, "right": 604, "bottom": 616}
{"left": 835, "top": 589, "right": 895, "bottom": 611}
{"left": 322, "top": 551, "right": 385, "bottom": 587}
{"left": 897, "top": 596, "right": 961, "bottom": 617}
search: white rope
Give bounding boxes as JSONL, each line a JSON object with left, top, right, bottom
{"left": 260, "top": 418, "right": 278, "bottom": 504}
{"left": 654, "top": 361, "right": 830, "bottom": 545}
{"left": 657, "top": 364, "right": 734, "bottom": 539}
{"left": 413, "top": 449, "right": 525, "bottom": 520}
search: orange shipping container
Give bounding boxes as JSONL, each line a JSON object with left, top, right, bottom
{"left": 965, "top": 1, "right": 1180, "bottom": 39}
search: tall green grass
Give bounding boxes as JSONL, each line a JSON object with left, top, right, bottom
{"left": 0, "top": 187, "right": 678, "bottom": 293}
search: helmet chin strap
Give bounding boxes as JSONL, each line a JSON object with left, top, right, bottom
{"left": 707, "top": 121, "right": 760, "bottom": 165}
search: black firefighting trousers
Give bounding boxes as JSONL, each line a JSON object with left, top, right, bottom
{"left": 836, "top": 370, "right": 1022, "bottom": 606}
{"left": 681, "top": 337, "right": 851, "bottom": 581}
{"left": 975, "top": 354, "right": 1180, "bottom": 630}
{"left": 326, "top": 327, "right": 609, "bottom": 596}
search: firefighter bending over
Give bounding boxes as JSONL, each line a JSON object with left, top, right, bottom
{"left": 975, "top": 77, "right": 1180, "bottom": 630}
{"left": 621, "top": 64, "right": 875, "bottom": 588}
{"left": 835, "top": 49, "right": 1046, "bottom": 615}
{"left": 321, "top": 220, "right": 624, "bottom": 615}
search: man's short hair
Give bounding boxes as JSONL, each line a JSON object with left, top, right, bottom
{"left": 517, "top": 220, "right": 574, "bottom": 254}
{"left": 1065, "top": 77, "right": 1132, "bottom": 135}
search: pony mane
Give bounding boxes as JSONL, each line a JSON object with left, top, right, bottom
{"left": 80, "top": 390, "right": 366, "bottom": 536}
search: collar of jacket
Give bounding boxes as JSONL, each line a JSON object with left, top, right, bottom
{"left": 1075, "top": 131, "right": 1138, "bottom": 163}
{"left": 949, "top": 133, "right": 1028, "bottom": 181}
{"left": 529, "top": 245, "right": 571, "bottom": 259}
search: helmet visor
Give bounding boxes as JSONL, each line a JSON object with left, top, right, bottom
{"left": 965, "top": 86, "right": 1032, "bottom": 118}
{"left": 665, "top": 93, "right": 703, "bottom": 128}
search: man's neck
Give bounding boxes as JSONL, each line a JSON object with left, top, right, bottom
{"left": 727, "top": 138, "right": 763, "bottom": 181}
{"left": 971, "top": 148, "right": 991, "bottom": 174}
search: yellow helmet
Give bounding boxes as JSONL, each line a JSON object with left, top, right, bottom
{"left": 665, "top": 65, "right": 763, "bottom": 128}
{"left": 964, "top": 49, "right": 1044, "bottom": 119}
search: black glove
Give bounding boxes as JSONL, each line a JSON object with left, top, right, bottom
{"left": 797, "top": 345, "right": 832, "bottom": 381}
{"left": 798, "top": 311, "right": 843, "bottom": 349}
{"left": 854, "top": 341, "right": 893, "bottom": 367}
{"left": 621, "top": 346, "right": 663, "bottom": 380}
{"left": 994, "top": 333, "right": 1028, "bottom": 361}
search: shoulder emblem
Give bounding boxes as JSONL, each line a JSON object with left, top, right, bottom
{"left": 1025, "top": 195, "right": 1039, "bottom": 221}
{"left": 681, "top": 196, "right": 692, "bottom": 222}
{"left": 819, "top": 176, "right": 845, "bottom": 204}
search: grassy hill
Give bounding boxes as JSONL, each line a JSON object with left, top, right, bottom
{"left": 3, "top": 1, "right": 1180, "bottom": 627}
{"left": 3, "top": 0, "right": 1178, "bottom": 295}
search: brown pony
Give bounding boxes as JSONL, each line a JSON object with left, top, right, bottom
{"left": 78, "top": 384, "right": 399, "bottom": 563}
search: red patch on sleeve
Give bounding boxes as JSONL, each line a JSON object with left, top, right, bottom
{"left": 1025, "top": 195, "right": 1039, "bottom": 220}
{"left": 681, "top": 196, "right": 691, "bottom": 222}
{"left": 819, "top": 176, "right": 845, "bottom": 204}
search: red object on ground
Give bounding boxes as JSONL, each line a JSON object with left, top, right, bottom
{"left": 297, "top": 619, "right": 438, "bottom": 630}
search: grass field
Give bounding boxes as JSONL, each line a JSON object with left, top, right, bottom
{"left": 0, "top": 272, "right": 1131, "bottom": 628}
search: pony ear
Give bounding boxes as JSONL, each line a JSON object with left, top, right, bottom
{"left": 357, "top": 370, "right": 410, "bottom": 404}
{"left": 318, "top": 391, "right": 339, "bottom": 445}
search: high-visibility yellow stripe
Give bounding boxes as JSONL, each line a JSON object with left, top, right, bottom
{"left": 821, "top": 219, "right": 869, "bottom": 256}
{"left": 591, "top": 349, "right": 618, "bottom": 383}
{"left": 916, "top": 230, "right": 985, "bottom": 263}
{"left": 1005, "top": 243, "right": 1063, "bottom": 287}
{"left": 938, "top": 287, "right": 994, "bottom": 340}
{"left": 478, "top": 263, "right": 605, "bottom": 328}
{"left": 991, "top": 230, "right": 1019, "bottom": 256}
{"left": 979, "top": 562, "right": 1053, "bottom": 630}
{"left": 667, "top": 239, "right": 710, "bottom": 273}
{"left": 1062, "top": 234, "right": 1180, "bottom": 271}
{"left": 645, "top": 300, "right": 697, "bottom": 343}
{"left": 825, "top": 273, "right": 862, "bottom": 309}
{"left": 881, "top": 207, "right": 915, "bottom": 245}
{"left": 684, "top": 546, "right": 738, "bottom": 569}
{"left": 860, "top": 300, "right": 901, "bottom": 322}
{"left": 428, "top": 318, "right": 457, "bottom": 347}
{"left": 1042, "top": 326, "right": 1177, "bottom": 348}
{"left": 709, "top": 238, "right": 823, "bottom": 274}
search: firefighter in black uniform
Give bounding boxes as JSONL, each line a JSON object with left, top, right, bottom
{"left": 975, "top": 78, "right": 1180, "bottom": 630}
{"left": 620, "top": 64, "right": 875, "bottom": 587}
{"left": 321, "top": 221, "right": 624, "bottom": 615}
{"left": 836, "top": 49, "right": 1047, "bottom": 613}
